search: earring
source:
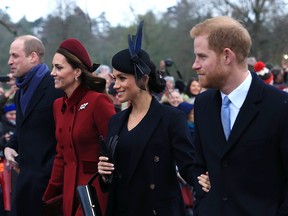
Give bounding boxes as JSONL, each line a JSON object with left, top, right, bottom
{"left": 75, "top": 76, "right": 78, "bottom": 81}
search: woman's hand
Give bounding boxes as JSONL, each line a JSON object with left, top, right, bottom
{"left": 98, "top": 156, "right": 115, "bottom": 182}
{"left": 198, "top": 171, "right": 211, "bottom": 192}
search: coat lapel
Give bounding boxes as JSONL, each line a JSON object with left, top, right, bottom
{"left": 127, "top": 97, "right": 163, "bottom": 182}
{"left": 205, "top": 91, "right": 228, "bottom": 154}
{"left": 222, "top": 73, "right": 263, "bottom": 155}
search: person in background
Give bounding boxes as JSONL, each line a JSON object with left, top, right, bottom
{"left": 0, "top": 104, "right": 16, "bottom": 146}
{"left": 107, "top": 82, "right": 122, "bottom": 113}
{"left": 95, "top": 64, "right": 113, "bottom": 91}
{"left": 281, "top": 55, "right": 288, "bottom": 83}
{"left": 43, "top": 38, "right": 115, "bottom": 216}
{"left": 177, "top": 102, "right": 195, "bottom": 139}
{"left": 175, "top": 79, "right": 186, "bottom": 95}
{"left": 254, "top": 61, "right": 274, "bottom": 85}
{"left": 160, "top": 75, "right": 175, "bottom": 103}
{"left": 0, "top": 103, "right": 17, "bottom": 216}
{"left": 166, "top": 88, "right": 184, "bottom": 107}
{"left": 177, "top": 101, "right": 196, "bottom": 216}
{"left": 271, "top": 66, "right": 287, "bottom": 90}
{"left": 4, "top": 35, "right": 63, "bottom": 216}
{"left": 96, "top": 65, "right": 126, "bottom": 111}
{"left": 190, "top": 16, "right": 288, "bottom": 216}
{"left": 0, "top": 73, "right": 17, "bottom": 109}
{"left": 183, "top": 78, "right": 201, "bottom": 104}
{"left": 97, "top": 21, "right": 196, "bottom": 216}
{"left": 246, "top": 56, "right": 257, "bottom": 73}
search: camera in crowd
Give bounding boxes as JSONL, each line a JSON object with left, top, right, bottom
{"left": 0, "top": 76, "right": 10, "bottom": 83}
{"left": 164, "top": 58, "right": 173, "bottom": 67}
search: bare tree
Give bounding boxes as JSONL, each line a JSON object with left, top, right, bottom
{"left": 211, "top": 0, "right": 288, "bottom": 61}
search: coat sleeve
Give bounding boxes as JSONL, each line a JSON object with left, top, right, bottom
{"left": 192, "top": 96, "right": 209, "bottom": 207}
{"left": 170, "top": 109, "right": 195, "bottom": 186}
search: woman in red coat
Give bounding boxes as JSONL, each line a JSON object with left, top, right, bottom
{"left": 43, "top": 38, "right": 116, "bottom": 216}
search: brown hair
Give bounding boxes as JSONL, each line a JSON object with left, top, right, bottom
{"left": 57, "top": 48, "right": 106, "bottom": 93}
{"left": 17, "top": 35, "right": 45, "bottom": 61}
{"left": 190, "top": 16, "right": 251, "bottom": 64}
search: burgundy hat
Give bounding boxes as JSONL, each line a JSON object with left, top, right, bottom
{"left": 59, "top": 38, "right": 99, "bottom": 72}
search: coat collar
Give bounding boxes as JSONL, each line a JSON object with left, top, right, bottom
{"left": 61, "top": 84, "right": 88, "bottom": 112}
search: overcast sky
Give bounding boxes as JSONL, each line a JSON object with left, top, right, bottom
{"left": 1, "top": 0, "right": 178, "bottom": 26}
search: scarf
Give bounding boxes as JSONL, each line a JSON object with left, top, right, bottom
{"left": 16, "top": 63, "right": 49, "bottom": 114}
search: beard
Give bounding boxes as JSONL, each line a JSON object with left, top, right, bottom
{"left": 198, "top": 63, "right": 228, "bottom": 90}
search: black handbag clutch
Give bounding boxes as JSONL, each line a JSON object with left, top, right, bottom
{"left": 77, "top": 172, "right": 102, "bottom": 216}
{"left": 99, "top": 135, "right": 118, "bottom": 184}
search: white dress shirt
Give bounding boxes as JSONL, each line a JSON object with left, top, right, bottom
{"left": 221, "top": 72, "right": 252, "bottom": 130}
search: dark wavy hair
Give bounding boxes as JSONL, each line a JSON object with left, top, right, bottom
{"left": 184, "top": 77, "right": 199, "bottom": 97}
{"left": 146, "top": 60, "right": 166, "bottom": 94}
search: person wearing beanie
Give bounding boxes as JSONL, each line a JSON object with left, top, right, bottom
{"left": 176, "top": 101, "right": 195, "bottom": 215}
{"left": 254, "top": 61, "right": 274, "bottom": 85}
{"left": 97, "top": 20, "right": 206, "bottom": 216}
{"left": 43, "top": 38, "right": 115, "bottom": 216}
{"left": 5, "top": 35, "right": 63, "bottom": 216}
{"left": 0, "top": 103, "right": 17, "bottom": 215}
{"left": 177, "top": 102, "right": 194, "bottom": 121}
{"left": 1, "top": 104, "right": 16, "bottom": 145}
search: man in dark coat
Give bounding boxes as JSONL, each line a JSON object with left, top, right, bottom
{"left": 4, "top": 35, "right": 62, "bottom": 216}
{"left": 190, "top": 16, "right": 288, "bottom": 215}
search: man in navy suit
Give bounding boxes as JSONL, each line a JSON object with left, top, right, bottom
{"left": 4, "top": 35, "right": 62, "bottom": 216}
{"left": 190, "top": 16, "right": 288, "bottom": 216}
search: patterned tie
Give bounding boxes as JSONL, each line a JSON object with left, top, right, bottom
{"left": 221, "top": 96, "right": 231, "bottom": 140}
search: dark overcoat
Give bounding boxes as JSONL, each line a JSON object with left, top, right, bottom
{"left": 102, "top": 97, "right": 195, "bottom": 216}
{"left": 193, "top": 72, "right": 288, "bottom": 216}
{"left": 7, "top": 73, "right": 62, "bottom": 215}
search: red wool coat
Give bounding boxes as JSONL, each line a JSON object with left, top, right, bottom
{"left": 43, "top": 85, "right": 115, "bottom": 216}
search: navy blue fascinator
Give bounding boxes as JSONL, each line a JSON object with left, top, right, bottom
{"left": 112, "top": 20, "right": 151, "bottom": 80}
{"left": 128, "top": 20, "right": 151, "bottom": 79}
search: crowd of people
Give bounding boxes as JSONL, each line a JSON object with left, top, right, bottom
{"left": 0, "top": 15, "right": 286, "bottom": 216}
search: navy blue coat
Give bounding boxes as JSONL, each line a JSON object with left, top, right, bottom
{"left": 102, "top": 97, "right": 194, "bottom": 216}
{"left": 193, "top": 72, "right": 288, "bottom": 216}
{"left": 7, "top": 73, "right": 62, "bottom": 215}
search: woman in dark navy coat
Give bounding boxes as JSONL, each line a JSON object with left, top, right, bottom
{"left": 98, "top": 21, "right": 196, "bottom": 216}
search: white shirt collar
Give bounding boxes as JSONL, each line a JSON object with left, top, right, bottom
{"left": 221, "top": 71, "right": 252, "bottom": 109}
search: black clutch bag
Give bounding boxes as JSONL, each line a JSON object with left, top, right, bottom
{"left": 77, "top": 172, "right": 102, "bottom": 216}
{"left": 99, "top": 135, "right": 118, "bottom": 184}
